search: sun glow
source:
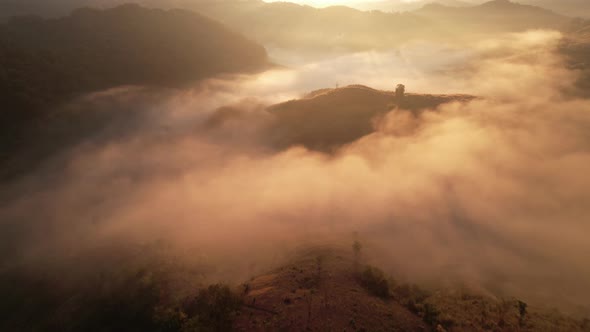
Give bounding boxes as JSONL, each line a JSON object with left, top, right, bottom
{"left": 261, "top": 0, "right": 427, "bottom": 9}
{"left": 261, "top": 0, "right": 377, "bottom": 8}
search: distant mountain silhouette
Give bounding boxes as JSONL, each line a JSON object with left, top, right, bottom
{"left": 519, "top": 0, "right": 590, "bottom": 18}
{"left": 354, "top": 0, "right": 590, "bottom": 18}
{"left": 414, "top": 0, "right": 569, "bottom": 32}
{"left": 183, "top": 0, "right": 573, "bottom": 50}
{"left": 0, "top": 4, "right": 268, "bottom": 161}
{"left": 0, "top": 0, "right": 218, "bottom": 21}
{"left": 192, "top": 2, "right": 430, "bottom": 50}
{"left": 350, "top": 0, "right": 471, "bottom": 13}
{"left": 0, "top": 1, "right": 579, "bottom": 50}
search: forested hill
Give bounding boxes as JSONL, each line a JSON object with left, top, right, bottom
{"left": 0, "top": 4, "right": 269, "bottom": 159}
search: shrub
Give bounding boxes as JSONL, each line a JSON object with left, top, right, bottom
{"left": 393, "top": 283, "right": 430, "bottom": 305}
{"left": 153, "top": 306, "right": 187, "bottom": 332}
{"left": 423, "top": 303, "right": 440, "bottom": 326}
{"left": 359, "top": 266, "right": 390, "bottom": 298}
{"left": 183, "top": 284, "right": 242, "bottom": 331}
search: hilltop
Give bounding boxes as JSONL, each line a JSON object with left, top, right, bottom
{"left": 236, "top": 246, "right": 590, "bottom": 331}
{"left": 235, "top": 246, "right": 428, "bottom": 331}
{"left": 267, "top": 85, "right": 474, "bottom": 152}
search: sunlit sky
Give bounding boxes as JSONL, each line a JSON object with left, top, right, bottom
{"left": 262, "top": 0, "right": 483, "bottom": 9}
{"left": 262, "top": 0, "right": 351, "bottom": 7}
{"left": 263, "top": 0, "right": 422, "bottom": 8}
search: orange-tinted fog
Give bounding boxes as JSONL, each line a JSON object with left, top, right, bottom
{"left": 1, "top": 30, "right": 589, "bottom": 312}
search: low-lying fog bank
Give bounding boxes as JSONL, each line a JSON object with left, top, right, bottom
{"left": 1, "top": 30, "right": 589, "bottom": 315}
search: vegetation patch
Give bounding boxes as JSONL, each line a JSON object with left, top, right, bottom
{"left": 0, "top": 268, "right": 242, "bottom": 332}
{"left": 358, "top": 265, "right": 390, "bottom": 299}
